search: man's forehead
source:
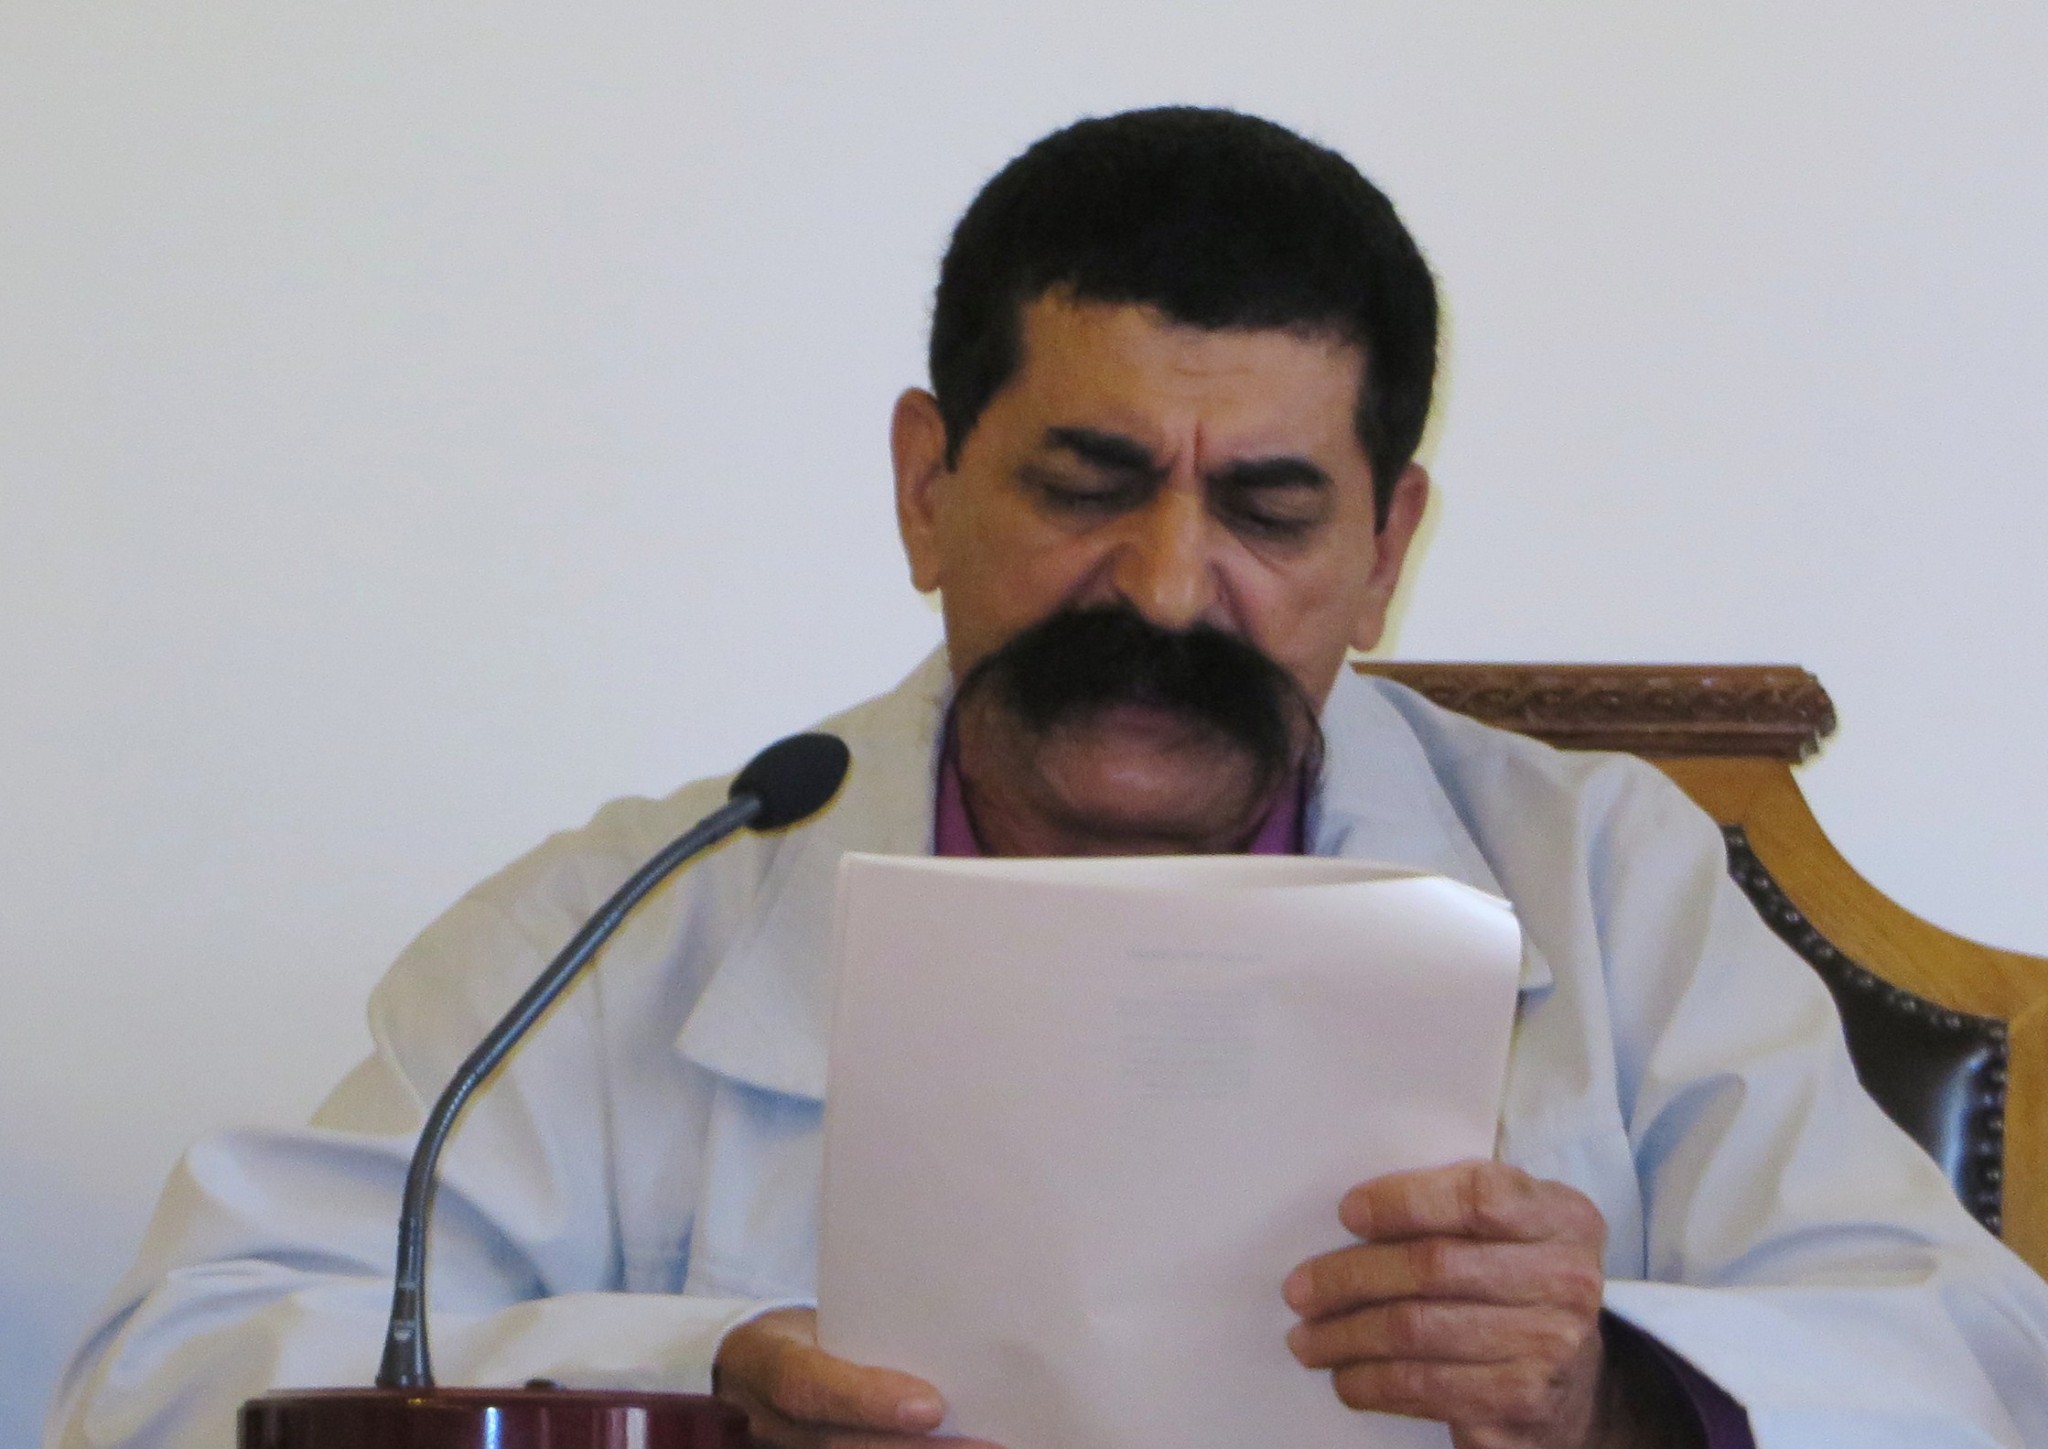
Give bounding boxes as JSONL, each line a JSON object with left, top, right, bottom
{"left": 998, "top": 296, "right": 1370, "bottom": 465}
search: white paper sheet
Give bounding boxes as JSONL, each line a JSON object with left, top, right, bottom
{"left": 819, "top": 854, "right": 1524, "bottom": 1449}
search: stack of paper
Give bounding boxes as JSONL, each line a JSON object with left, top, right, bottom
{"left": 820, "top": 854, "right": 1523, "bottom": 1449}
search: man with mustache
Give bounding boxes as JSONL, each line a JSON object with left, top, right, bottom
{"left": 50, "top": 108, "right": 2048, "bottom": 1449}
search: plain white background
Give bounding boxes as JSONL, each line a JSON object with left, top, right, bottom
{"left": 4, "top": 4, "right": 2045, "bottom": 1441}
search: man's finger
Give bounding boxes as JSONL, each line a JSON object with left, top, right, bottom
{"left": 1285, "top": 1298, "right": 1594, "bottom": 1372}
{"left": 717, "top": 1309, "right": 947, "bottom": 1436}
{"left": 1283, "top": 1238, "right": 1605, "bottom": 1322}
{"left": 742, "top": 1404, "right": 1003, "bottom": 1449}
{"left": 764, "top": 1339, "right": 948, "bottom": 1431}
{"left": 1336, "top": 1161, "right": 1605, "bottom": 1248}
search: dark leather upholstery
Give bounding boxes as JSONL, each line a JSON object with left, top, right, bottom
{"left": 1722, "top": 827, "right": 2008, "bottom": 1233}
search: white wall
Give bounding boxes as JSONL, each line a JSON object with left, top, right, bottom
{"left": 5, "top": 3, "right": 2045, "bottom": 1440}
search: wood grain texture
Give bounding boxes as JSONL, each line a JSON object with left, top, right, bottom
{"left": 1353, "top": 662, "right": 1836, "bottom": 760}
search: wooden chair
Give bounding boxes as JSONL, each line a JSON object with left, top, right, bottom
{"left": 1354, "top": 661, "right": 2048, "bottom": 1278}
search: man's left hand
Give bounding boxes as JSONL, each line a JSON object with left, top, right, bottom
{"left": 1284, "top": 1159, "right": 1640, "bottom": 1449}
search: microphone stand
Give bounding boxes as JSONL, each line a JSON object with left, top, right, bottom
{"left": 377, "top": 793, "right": 760, "bottom": 1391}
{"left": 242, "top": 733, "right": 849, "bottom": 1448}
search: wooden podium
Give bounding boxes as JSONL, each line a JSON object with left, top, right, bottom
{"left": 240, "top": 1386, "right": 748, "bottom": 1448}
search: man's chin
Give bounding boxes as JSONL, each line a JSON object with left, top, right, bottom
{"left": 1027, "top": 720, "right": 1276, "bottom": 853}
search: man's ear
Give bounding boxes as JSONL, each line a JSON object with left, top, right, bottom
{"left": 1349, "top": 464, "right": 1431, "bottom": 653}
{"left": 891, "top": 388, "right": 952, "bottom": 595}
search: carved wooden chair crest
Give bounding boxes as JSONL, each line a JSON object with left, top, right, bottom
{"left": 1355, "top": 662, "right": 2048, "bottom": 1279}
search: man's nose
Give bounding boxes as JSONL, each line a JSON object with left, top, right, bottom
{"left": 1110, "top": 488, "right": 1219, "bottom": 632}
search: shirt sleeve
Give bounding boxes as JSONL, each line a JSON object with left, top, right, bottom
{"left": 46, "top": 801, "right": 782, "bottom": 1449}
{"left": 1587, "top": 762, "right": 2048, "bottom": 1444}
{"left": 1606, "top": 1314, "right": 1753, "bottom": 1448}
{"left": 44, "top": 1052, "right": 787, "bottom": 1449}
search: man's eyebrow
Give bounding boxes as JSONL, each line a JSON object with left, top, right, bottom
{"left": 1041, "top": 426, "right": 1166, "bottom": 476}
{"left": 1209, "top": 456, "right": 1332, "bottom": 491}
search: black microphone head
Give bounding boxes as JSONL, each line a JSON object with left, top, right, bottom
{"left": 729, "top": 732, "right": 851, "bottom": 831}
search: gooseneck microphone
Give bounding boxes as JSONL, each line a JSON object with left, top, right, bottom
{"left": 374, "top": 732, "right": 851, "bottom": 1391}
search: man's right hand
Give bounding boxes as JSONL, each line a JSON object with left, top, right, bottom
{"left": 713, "top": 1307, "right": 1003, "bottom": 1448}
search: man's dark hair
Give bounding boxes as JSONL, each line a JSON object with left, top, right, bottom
{"left": 929, "top": 106, "right": 1438, "bottom": 527}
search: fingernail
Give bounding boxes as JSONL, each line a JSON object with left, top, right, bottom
{"left": 898, "top": 1394, "right": 944, "bottom": 1430}
{"left": 1282, "top": 1266, "right": 1310, "bottom": 1309}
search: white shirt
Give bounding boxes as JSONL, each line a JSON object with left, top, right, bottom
{"left": 47, "top": 652, "right": 2048, "bottom": 1447}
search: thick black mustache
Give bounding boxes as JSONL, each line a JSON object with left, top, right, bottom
{"left": 955, "top": 606, "right": 1323, "bottom": 798}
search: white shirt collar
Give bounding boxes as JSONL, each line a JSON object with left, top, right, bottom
{"left": 676, "top": 649, "right": 1545, "bottom": 1102}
